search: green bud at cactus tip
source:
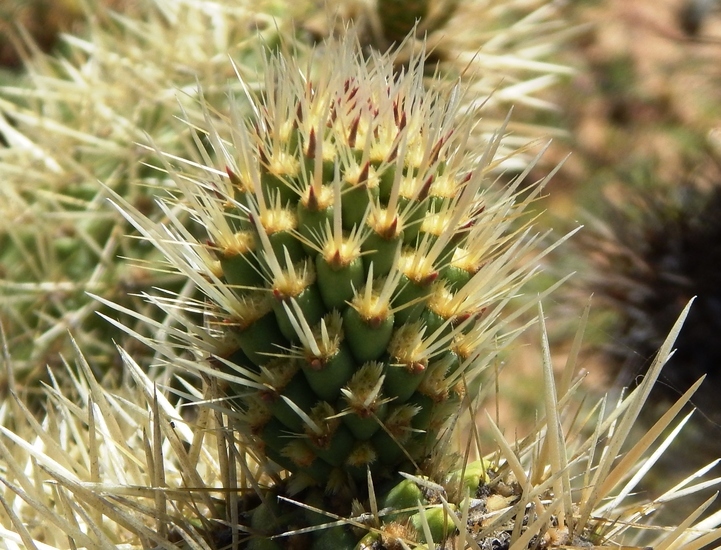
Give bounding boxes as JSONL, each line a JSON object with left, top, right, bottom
{"left": 410, "top": 504, "right": 457, "bottom": 544}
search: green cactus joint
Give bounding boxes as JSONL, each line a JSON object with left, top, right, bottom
{"left": 315, "top": 248, "right": 365, "bottom": 311}
{"left": 312, "top": 525, "right": 358, "bottom": 550}
{"left": 341, "top": 361, "right": 389, "bottom": 439}
{"left": 410, "top": 504, "right": 457, "bottom": 543}
{"left": 340, "top": 162, "right": 380, "bottom": 228}
{"left": 445, "top": 459, "right": 491, "bottom": 498}
{"left": 261, "top": 363, "right": 316, "bottom": 431}
{"left": 362, "top": 227, "right": 403, "bottom": 277}
{"left": 235, "top": 306, "right": 287, "bottom": 366}
{"left": 259, "top": 156, "right": 300, "bottom": 207}
{"left": 272, "top": 273, "right": 325, "bottom": 341}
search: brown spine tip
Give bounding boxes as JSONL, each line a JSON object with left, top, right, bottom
{"left": 258, "top": 145, "right": 269, "bottom": 166}
{"left": 389, "top": 215, "right": 399, "bottom": 235}
{"left": 346, "top": 81, "right": 359, "bottom": 101}
{"left": 421, "top": 271, "right": 439, "bottom": 286}
{"left": 393, "top": 97, "right": 406, "bottom": 128}
{"left": 295, "top": 99, "right": 304, "bottom": 127}
{"left": 344, "top": 79, "right": 360, "bottom": 112}
{"left": 418, "top": 175, "right": 434, "bottom": 201}
{"left": 366, "top": 314, "right": 386, "bottom": 328}
{"left": 259, "top": 390, "right": 278, "bottom": 403}
{"left": 305, "top": 127, "right": 317, "bottom": 159}
{"left": 410, "top": 361, "right": 426, "bottom": 374}
{"left": 379, "top": 215, "right": 399, "bottom": 239}
{"left": 306, "top": 184, "right": 320, "bottom": 211}
{"left": 397, "top": 111, "right": 407, "bottom": 131}
{"left": 458, "top": 218, "right": 475, "bottom": 232}
{"left": 429, "top": 139, "right": 443, "bottom": 166}
{"left": 387, "top": 143, "right": 399, "bottom": 163}
{"left": 430, "top": 131, "right": 453, "bottom": 165}
{"left": 459, "top": 205, "right": 485, "bottom": 232}
{"left": 454, "top": 312, "right": 471, "bottom": 327}
{"left": 348, "top": 115, "right": 360, "bottom": 148}
{"left": 331, "top": 249, "right": 343, "bottom": 267}
{"left": 207, "top": 180, "right": 225, "bottom": 200}
{"left": 358, "top": 161, "right": 370, "bottom": 186}
{"left": 226, "top": 166, "right": 242, "bottom": 187}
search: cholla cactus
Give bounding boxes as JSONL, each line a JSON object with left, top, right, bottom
{"left": 1, "top": 3, "right": 720, "bottom": 550}
{"left": 581, "top": 183, "right": 721, "bottom": 401}
{"left": 578, "top": 180, "right": 721, "bottom": 518}
{"left": 373, "top": 0, "right": 460, "bottom": 46}
{"left": 104, "top": 33, "right": 563, "bottom": 499}
{"left": 0, "top": 0, "right": 81, "bottom": 69}
{"left": 0, "top": 0, "right": 571, "bottom": 393}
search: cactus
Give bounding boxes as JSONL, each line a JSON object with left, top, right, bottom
{"left": 305, "top": 0, "right": 574, "bottom": 167}
{"left": 105, "top": 35, "right": 561, "bottom": 498}
{"left": 1, "top": 292, "right": 719, "bottom": 548}
{"left": 374, "top": 0, "right": 456, "bottom": 45}
{"left": 0, "top": 0, "right": 571, "bottom": 395}
{"left": 97, "top": 36, "right": 556, "bottom": 545}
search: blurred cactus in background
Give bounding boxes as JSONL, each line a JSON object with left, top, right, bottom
{"left": 583, "top": 182, "right": 721, "bottom": 408}
{"left": 373, "top": 0, "right": 460, "bottom": 47}
{"left": 679, "top": 0, "right": 720, "bottom": 35}
{"left": 0, "top": 0, "right": 287, "bottom": 391}
{"left": 0, "top": 0, "right": 84, "bottom": 69}
{"left": 542, "top": 0, "right": 721, "bottom": 531}
{"left": 578, "top": 175, "right": 721, "bottom": 522}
